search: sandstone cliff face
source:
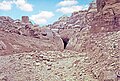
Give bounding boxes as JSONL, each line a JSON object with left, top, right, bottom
{"left": 67, "top": 0, "right": 120, "bottom": 52}
{"left": 65, "top": 1, "right": 120, "bottom": 81}
{"left": 67, "top": 31, "right": 120, "bottom": 55}
{"left": 49, "top": 10, "right": 90, "bottom": 48}
{"left": 96, "top": 0, "right": 120, "bottom": 12}
{"left": 91, "top": 0, "right": 120, "bottom": 33}
{"left": 50, "top": 10, "right": 88, "bottom": 30}
{"left": 48, "top": 1, "right": 97, "bottom": 46}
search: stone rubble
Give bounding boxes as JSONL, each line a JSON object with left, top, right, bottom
{"left": 0, "top": 0, "right": 120, "bottom": 81}
{"left": 0, "top": 50, "right": 119, "bottom": 81}
{"left": 0, "top": 30, "right": 64, "bottom": 55}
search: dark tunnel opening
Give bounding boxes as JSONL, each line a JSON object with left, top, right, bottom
{"left": 62, "top": 38, "right": 69, "bottom": 49}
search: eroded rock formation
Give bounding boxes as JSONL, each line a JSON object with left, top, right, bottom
{"left": 0, "top": 16, "right": 64, "bottom": 55}
{"left": 0, "top": 0, "right": 120, "bottom": 81}
{"left": 0, "top": 30, "right": 64, "bottom": 55}
{"left": 90, "top": 0, "right": 120, "bottom": 33}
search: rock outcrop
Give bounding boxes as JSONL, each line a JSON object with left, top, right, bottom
{"left": 0, "top": 16, "right": 64, "bottom": 55}
{"left": 49, "top": 10, "right": 90, "bottom": 48}
{"left": 48, "top": 1, "right": 97, "bottom": 48}
{"left": 66, "top": 0, "right": 120, "bottom": 51}
{"left": 22, "top": 16, "right": 29, "bottom": 23}
{"left": 90, "top": 0, "right": 120, "bottom": 33}
{"left": 65, "top": 1, "right": 120, "bottom": 81}
{"left": 96, "top": 0, "right": 120, "bottom": 12}
{"left": 0, "top": 30, "right": 64, "bottom": 55}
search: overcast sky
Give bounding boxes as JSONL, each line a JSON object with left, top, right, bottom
{"left": 0, "top": 0, "right": 93, "bottom": 26}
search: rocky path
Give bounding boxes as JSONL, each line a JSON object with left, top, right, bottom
{"left": 0, "top": 50, "right": 119, "bottom": 81}
{"left": 0, "top": 50, "right": 96, "bottom": 81}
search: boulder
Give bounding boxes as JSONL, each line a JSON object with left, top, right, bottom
{"left": 0, "top": 41, "right": 6, "bottom": 50}
{"left": 98, "top": 71, "right": 117, "bottom": 81}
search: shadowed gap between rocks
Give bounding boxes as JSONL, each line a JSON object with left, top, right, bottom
{"left": 61, "top": 38, "right": 69, "bottom": 49}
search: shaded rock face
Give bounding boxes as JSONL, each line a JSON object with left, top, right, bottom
{"left": 61, "top": 37, "right": 69, "bottom": 49}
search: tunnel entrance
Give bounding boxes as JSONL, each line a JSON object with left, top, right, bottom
{"left": 62, "top": 38, "right": 69, "bottom": 49}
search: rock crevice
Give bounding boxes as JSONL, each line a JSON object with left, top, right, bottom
{"left": 61, "top": 37, "right": 69, "bottom": 49}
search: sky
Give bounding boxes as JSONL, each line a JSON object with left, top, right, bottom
{"left": 0, "top": 0, "right": 93, "bottom": 26}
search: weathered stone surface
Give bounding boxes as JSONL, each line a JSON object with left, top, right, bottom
{"left": 22, "top": 16, "right": 29, "bottom": 23}
{"left": 0, "top": 0, "right": 120, "bottom": 81}
{"left": 67, "top": 31, "right": 120, "bottom": 54}
{"left": 0, "top": 50, "right": 119, "bottom": 81}
{"left": 66, "top": 29, "right": 120, "bottom": 81}
{"left": 0, "top": 51, "right": 91, "bottom": 81}
{"left": 47, "top": 1, "right": 97, "bottom": 45}
{"left": 88, "top": 0, "right": 97, "bottom": 12}
{"left": 96, "top": 0, "right": 106, "bottom": 12}
{"left": 96, "top": 0, "right": 120, "bottom": 11}
{"left": 0, "top": 30, "right": 64, "bottom": 55}
{"left": 103, "top": 71, "right": 117, "bottom": 81}
{"left": 90, "top": 0, "right": 120, "bottom": 33}
{"left": 0, "top": 41, "right": 6, "bottom": 50}
{"left": 49, "top": 10, "right": 91, "bottom": 48}
{"left": 0, "top": 16, "right": 65, "bottom": 55}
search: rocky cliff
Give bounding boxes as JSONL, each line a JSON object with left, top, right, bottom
{"left": 0, "top": 16, "right": 64, "bottom": 55}
{"left": 66, "top": 0, "right": 120, "bottom": 50}
{"left": 0, "top": 0, "right": 120, "bottom": 81}
{"left": 90, "top": 0, "right": 120, "bottom": 33}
